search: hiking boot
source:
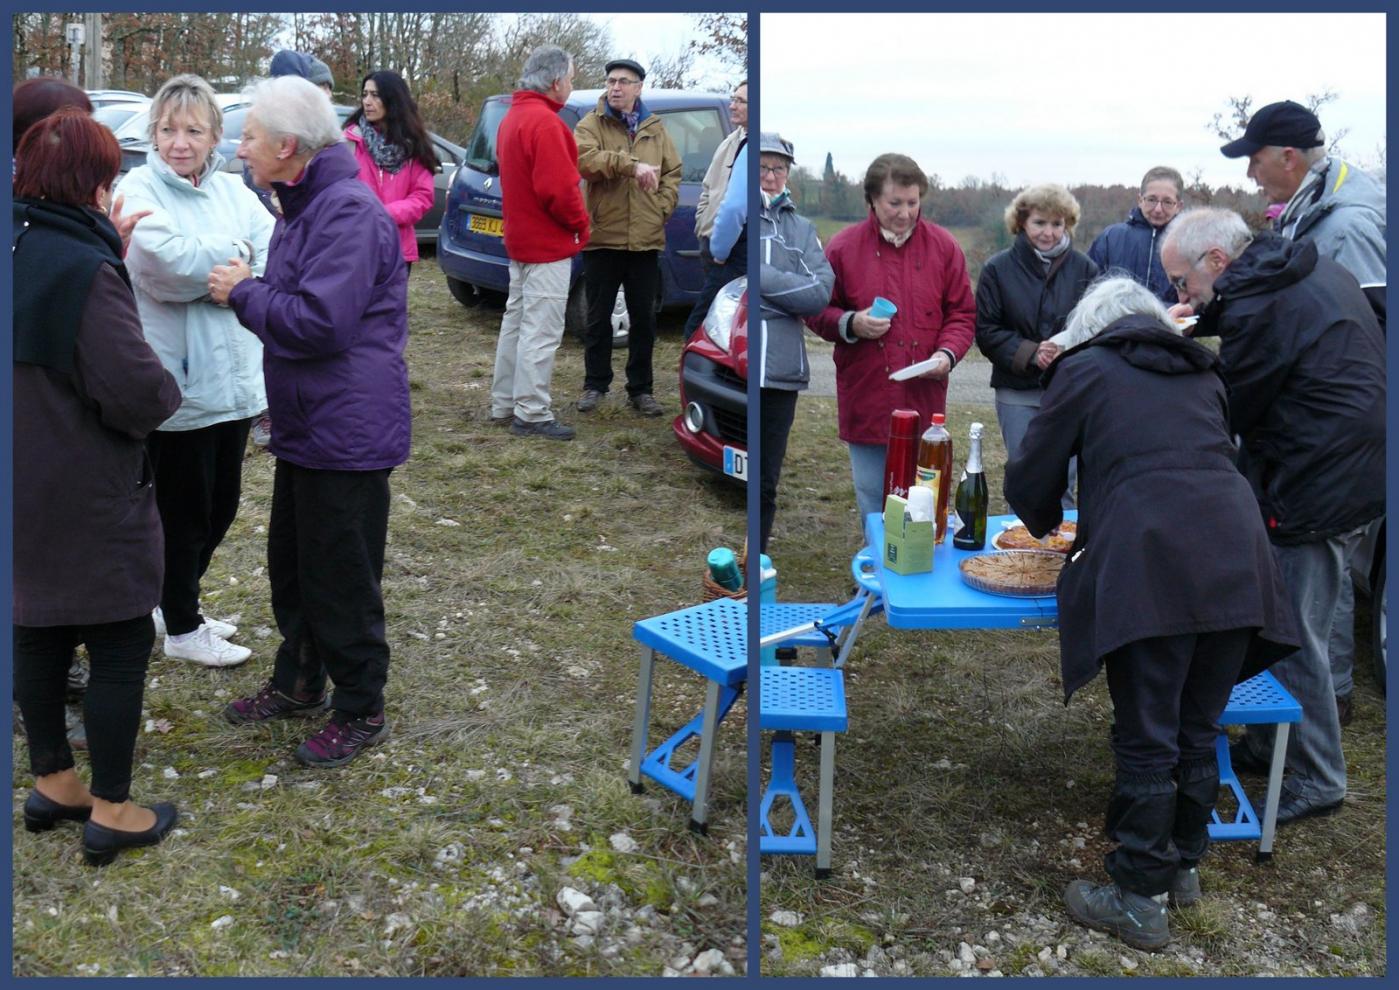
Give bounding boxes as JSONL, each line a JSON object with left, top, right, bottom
{"left": 1226, "top": 738, "right": 1270, "bottom": 776}
{"left": 576, "top": 389, "right": 604, "bottom": 413}
{"left": 66, "top": 657, "right": 89, "bottom": 700}
{"left": 164, "top": 625, "right": 251, "bottom": 668}
{"left": 295, "top": 711, "right": 389, "bottom": 768}
{"left": 154, "top": 607, "right": 236, "bottom": 641}
{"left": 1063, "top": 879, "right": 1170, "bottom": 950}
{"left": 489, "top": 412, "right": 514, "bottom": 427}
{"left": 1336, "top": 693, "right": 1354, "bottom": 727}
{"left": 1168, "top": 866, "right": 1201, "bottom": 909}
{"left": 223, "top": 680, "right": 329, "bottom": 725}
{"left": 510, "top": 417, "right": 575, "bottom": 441}
{"left": 250, "top": 412, "right": 272, "bottom": 447}
{"left": 629, "top": 393, "right": 664, "bottom": 417}
{"left": 1275, "top": 791, "right": 1343, "bottom": 826}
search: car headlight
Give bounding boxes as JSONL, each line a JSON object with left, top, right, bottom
{"left": 703, "top": 276, "right": 746, "bottom": 353}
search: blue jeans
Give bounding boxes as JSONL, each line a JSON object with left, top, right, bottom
{"left": 996, "top": 395, "right": 1078, "bottom": 510}
{"left": 1328, "top": 528, "right": 1364, "bottom": 698}
{"left": 847, "top": 441, "right": 887, "bottom": 534}
{"left": 1241, "top": 534, "right": 1351, "bottom": 805}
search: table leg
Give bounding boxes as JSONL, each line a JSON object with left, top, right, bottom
{"left": 689, "top": 679, "right": 724, "bottom": 835}
{"left": 816, "top": 729, "right": 836, "bottom": 877}
{"left": 1257, "top": 723, "right": 1290, "bottom": 861}
{"left": 628, "top": 644, "right": 656, "bottom": 793}
{"left": 832, "top": 592, "right": 878, "bottom": 669}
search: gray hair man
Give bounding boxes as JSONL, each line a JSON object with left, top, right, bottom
{"left": 1161, "top": 207, "right": 1385, "bottom": 827}
{"left": 1222, "top": 99, "right": 1387, "bottom": 724}
{"left": 488, "top": 45, "right": 590, "bottom": 441}
{"left": 683, "top": 79, "right": 749, "bottom": 339}
{"left": 573, "top": 58, "right": 681, "bottom": 417}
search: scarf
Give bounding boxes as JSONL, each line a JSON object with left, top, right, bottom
{"left": 762, "top": 188, "right": 790, "bottom": 210}
{"left": 878, "top": 224, "right": 913, "bottom": 248}
{"left": 360, "top": 122, "right": 407, "bottom": 174}
{"left": 1032, "top": 233, "right": 1072, "bottom": 271}
{"left": 1276, "top": 157, "right": 1330, "bottom": 237}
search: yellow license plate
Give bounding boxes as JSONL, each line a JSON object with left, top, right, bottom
{"left": 468, "top": 214, "right": 504, "bottom": 237}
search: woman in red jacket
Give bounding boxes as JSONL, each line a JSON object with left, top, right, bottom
{"left": 807, "top": 153, "right": 977, "bottom": 525}
{"left": 343, "top": 69, "right": 437, "bottom": 270}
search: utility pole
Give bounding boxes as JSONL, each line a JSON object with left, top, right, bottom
{"left": 65, "top": 21, "right": 83, "bottom": 85}
{"left": 84, "top": 12, "right": 103, "bottom": 89}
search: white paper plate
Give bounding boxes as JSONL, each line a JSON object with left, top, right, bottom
{"left": 889, "top": 356, "right": 941, "bottom": 381}
{"left": 1174, "top": 315, "right": 1199, "bottom": 330}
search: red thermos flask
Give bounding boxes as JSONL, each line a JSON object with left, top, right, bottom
{"left": 882, "top": 409, "right": 920, "bottom": 506}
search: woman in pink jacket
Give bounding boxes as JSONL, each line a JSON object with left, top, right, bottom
{"left": 343, "top": 70, "right": 437, "bottom": 270}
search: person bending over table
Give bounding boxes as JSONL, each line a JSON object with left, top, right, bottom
{"left": 1004, "top": 276, "right": 1298, "bottom": 951}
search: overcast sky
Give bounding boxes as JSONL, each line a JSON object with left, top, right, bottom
{"left": 761, "top": 12, "right": 1386, "bottom": 190}
{"left": 546, "top": 12, "right": 737, "bottom": 91}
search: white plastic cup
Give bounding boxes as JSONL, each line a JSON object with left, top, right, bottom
{"left": 906, "top": 485, "right": 934, "bottom": 522}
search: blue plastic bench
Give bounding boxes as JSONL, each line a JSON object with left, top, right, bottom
{"left": 1210, "top": 669, "right": 1303, "bottom": 861}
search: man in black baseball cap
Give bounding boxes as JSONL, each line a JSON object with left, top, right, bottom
{"left": 1219, "top": 99, "right": 1323, "bottom": 158}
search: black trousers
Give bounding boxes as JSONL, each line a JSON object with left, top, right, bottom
{"left": 147, "top": 419, "right": 253, "bottom": 636}
{"left": 1101, "top": 628, "right": 1252, "bottom": 895}
{"left": 758, "top": 387, "right": 799, "bottom": 553}
{"left": 13, "top": 616, "right": 153, "bottom": 802}
{"left": 267, "top": 460, "right": 392, "bottom": 717}
{"left": 581, "top": 249, "right": 660, "bottom": 398}
{"left": 682, "top": 233, "right": 748, "bottom": 340}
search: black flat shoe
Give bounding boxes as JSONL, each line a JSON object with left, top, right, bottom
{"left": 82, "top": 802, "right": 179, "bottom": 866}
{"left": 23, "top": 790, "right": 93, "bottom": 832}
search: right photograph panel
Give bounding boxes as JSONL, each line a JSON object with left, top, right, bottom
{"left": 755, "top": 10, "right": 1388, "bottom": 977}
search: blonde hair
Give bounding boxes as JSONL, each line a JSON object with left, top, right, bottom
{"left": 1004, "top": 183, "right": 1081, "bottom": 235}
{"left": 148, "top": 73, "right": 223, "bottom": 143}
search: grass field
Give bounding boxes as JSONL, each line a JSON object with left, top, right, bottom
{"left": 11, "top": 255, "right": 748, "bottom": 977}
{"left": 758, "top": 391, "right": 1387, "bottom": 977}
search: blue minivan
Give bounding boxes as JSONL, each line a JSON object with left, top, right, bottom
{"left": 438, "top": 88, "right": 734, "bottom": 333}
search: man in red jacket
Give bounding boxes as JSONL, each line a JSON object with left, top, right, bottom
{"left": 490, "top": 45, "right": 591, "bottom": 440}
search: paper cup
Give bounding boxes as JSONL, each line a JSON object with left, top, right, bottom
{"left": 870, "top": 296, "right": 898, "bottom": 320}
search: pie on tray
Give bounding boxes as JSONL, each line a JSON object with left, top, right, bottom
{"left": 959, "top": 550, "right": 1064, "bottom": 597}
{"left": 992, "top": 520, "right": 1076, "bottom": 553}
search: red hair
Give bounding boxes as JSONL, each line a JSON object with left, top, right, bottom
{"left": 14, "top": 108, "right": 121, "bottom": 207}
{"left": 12, "top": 77, "right": 92, "bottom": 152}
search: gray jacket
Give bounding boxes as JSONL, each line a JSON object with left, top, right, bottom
{"left": 1279, "top": 156, "right": 1386, "bottom": 287}
{"left": 759, "top": 191, "right": 833, "bottom": 390}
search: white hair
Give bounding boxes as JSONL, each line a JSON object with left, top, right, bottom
{"left": 519, "top": 45, "right": 573, "bottom": 93}
{"left": 1160, "top": 207, "right": 1253, "bottom": 266}
{"left": 1058, "top": 276, "right": 1175, "bottom": 349}
{"left": 244, "top": 75, "right": 342, "bottom": 154}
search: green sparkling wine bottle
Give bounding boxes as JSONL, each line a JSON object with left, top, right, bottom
{"left": 952, "top": 422, "right": 989, "bottom": 550}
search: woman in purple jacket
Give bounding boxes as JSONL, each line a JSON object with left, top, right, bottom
{"left": 209, "top": 75, "right": 411, "bottom": 769}
{"left": 13, "top": 111, "right": 184, "bottom": 865}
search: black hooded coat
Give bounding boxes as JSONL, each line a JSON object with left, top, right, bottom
{"left": 1004, "top": 316, "right": 1299, "bottom": 701}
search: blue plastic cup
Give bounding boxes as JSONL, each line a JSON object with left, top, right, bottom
{"left": 870, "top": 296, "right": 898, "bottom": 320}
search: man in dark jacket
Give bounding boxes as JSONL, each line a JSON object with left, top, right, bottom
{"left": 1006, "top": 276, "right": 1297, "bottom": 950}
{"left": 489, "top": 45, "right": 589, "bottom": 441}
{"left": 1162, "top": 207, "right": 1385, "bottom": 826}
{"left": 210, "top": 75, "right": 411, "bottom": 769}
{"left": 1087, "top": 166, "right": 1185, "bottom": 305}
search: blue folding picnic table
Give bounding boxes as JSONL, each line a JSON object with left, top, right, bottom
{"left": 853, "top": 510, "right": 1300, "bottom": 861}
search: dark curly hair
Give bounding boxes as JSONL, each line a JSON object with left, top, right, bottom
{"left": 345, "top": 69, "right": 438, "bottom": 173}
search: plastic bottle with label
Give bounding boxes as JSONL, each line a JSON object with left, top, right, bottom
{"left": 915, "top": 413, "right": 954, "bottom": 543}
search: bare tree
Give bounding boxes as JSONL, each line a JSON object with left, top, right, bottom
{"left": 688, "top": 13, "right": 746, "bottom": 74}
{"left": 646, "top": 47, "right": 696, "bottom": 89}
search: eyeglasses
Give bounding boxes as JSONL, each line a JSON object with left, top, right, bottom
{"left": 1168, "top": 250, "right": 1209, "bottom": 293}
{"left": 605, "top": 76, "right": 641, "bottom": 88}
{"left": 1141, "top": 196, "right": 1181, "bottom": 209}
{"left": 760, "top": 164, "right": 789, "bottom": 176}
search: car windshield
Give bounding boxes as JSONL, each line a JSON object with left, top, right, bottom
{"left": 462, "top": 98, "right": 510, "bottom": 174}
{"left": 92, "top": 105, "right": 143, "bottom": 131}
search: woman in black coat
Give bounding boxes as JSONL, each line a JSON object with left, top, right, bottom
{"left": 13, "top": 110, "right": 183, "bottom": 866}
{"left": 975, "top": 183, "right": 1098, "bottom": 504}
{"left": 1004, "top": 277, "right": 1298, "bottom": 951}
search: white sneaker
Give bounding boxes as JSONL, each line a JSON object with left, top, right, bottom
{"left": 153, "top": 606, "right": 236, "bottom": 640}
{"left": 164, "top": 626, "right": 251, "bottom": 668}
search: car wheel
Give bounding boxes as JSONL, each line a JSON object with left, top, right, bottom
{"left": 565, "top": 280, "right": 589, "bottom": 339}
{"left": 1372, "top": 555, "right": 1386, "bottom": 696}
{"left": 446, "top": 277, "right": 479, "bottom": 308}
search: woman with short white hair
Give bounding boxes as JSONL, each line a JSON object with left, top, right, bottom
{"left": 116, "top": 73, "right": 275, "bottom": 669}
{"left": 208, "top": 74, "right": 411, "bottom": 770}
{"left": 1004, "top": 276, "right": 1298, "bottom": 950}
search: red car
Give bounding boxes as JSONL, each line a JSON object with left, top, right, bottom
{"left": 673, "top": 277, "right": 748, "bottom": 484}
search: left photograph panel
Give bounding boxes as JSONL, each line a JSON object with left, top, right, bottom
{"left": 10, "top": 9, "right": 749, "bottom": 977}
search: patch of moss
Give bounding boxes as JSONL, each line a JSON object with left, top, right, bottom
{"left": 566, "top": 847, "right": 619, "bottom": 885}
{"left": 770, "top": 926, "right": 826, "bottom": 965}
{"left": 220, "top": 760, "right": 271, "bottom": 786}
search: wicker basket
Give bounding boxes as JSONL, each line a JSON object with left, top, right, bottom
{"left": 700, "top": 540, "right": 749, "bottom": 602}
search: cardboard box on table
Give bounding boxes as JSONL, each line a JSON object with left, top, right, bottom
{"left": 882, "top": 494, "right": 934, "bottom": 575}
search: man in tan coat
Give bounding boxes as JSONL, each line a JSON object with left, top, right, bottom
{"left": 573, "top": 58, "right": 681, "bottom": 416}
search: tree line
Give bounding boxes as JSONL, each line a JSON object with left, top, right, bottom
{"left": 11, "top": 11, "right": 746, "bottom": 145}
